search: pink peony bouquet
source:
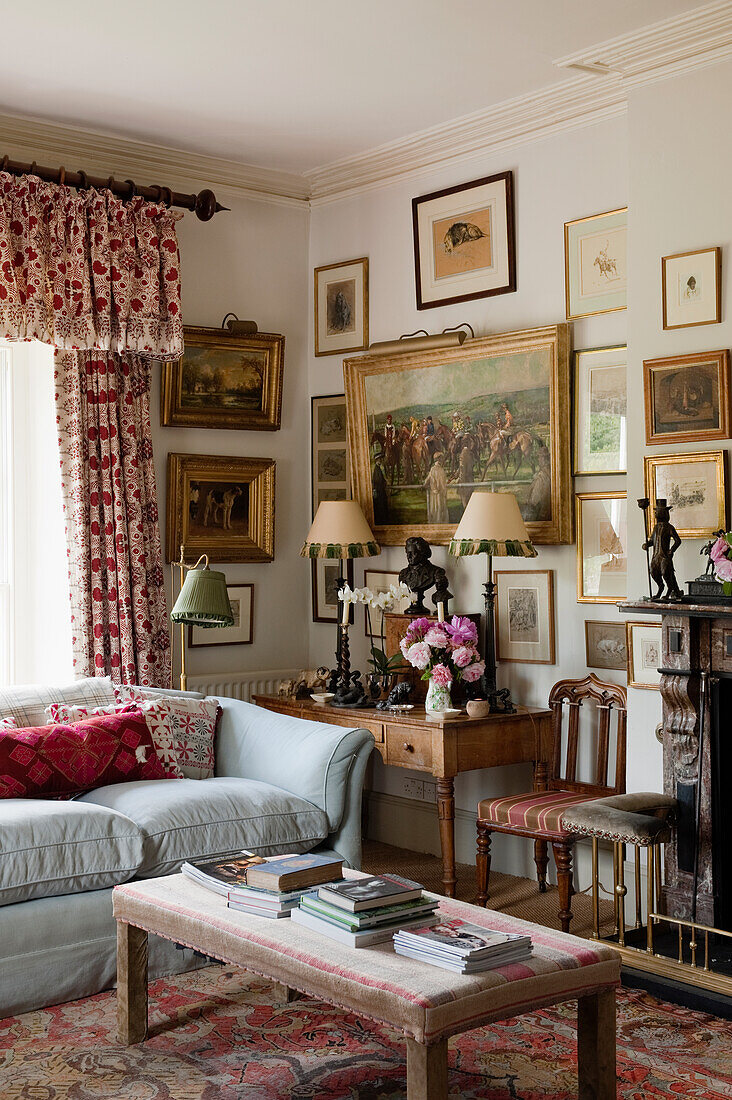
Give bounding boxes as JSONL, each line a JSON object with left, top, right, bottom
{"left": 400, "top": 615, "right": 485, "bottom": 687}
{"left": 709, "top": 533, "right": 732, "bottom": 593}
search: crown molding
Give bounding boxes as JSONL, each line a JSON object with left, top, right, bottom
{"left": 0, "top": 111, "right": 310, "bottom": 209}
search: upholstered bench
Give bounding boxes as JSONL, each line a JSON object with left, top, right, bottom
{"left": 114, "top": 872, "right": 621, "bottom": 1099}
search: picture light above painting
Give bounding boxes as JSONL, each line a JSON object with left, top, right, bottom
{"left": 161, "top": 325, "right": 285, "bottom": 431}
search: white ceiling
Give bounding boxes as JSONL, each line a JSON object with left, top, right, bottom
{"left": 3, "top": 0, "right": 707, "bottom": 174}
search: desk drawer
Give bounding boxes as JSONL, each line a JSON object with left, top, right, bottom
{"left": 386, "top": 726, "right": 432, "bottom": 770}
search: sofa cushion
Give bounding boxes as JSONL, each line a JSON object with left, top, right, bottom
{"left": 0, "top": 709, "right": 168, "bottom": 799}
{"left": 115, "top": 687, "right": 221, "bottom": 780}
{"left": 46, "top": 700, "right": 183, "bottom": 779}
{"left": 0, "top": 799, "right": 144, "bottom": 905}
{"left": 79, "top": 776, "right": 330, "bottom": 876}
{"left": 0, "top": 676, "right": 116, "bottom": 729}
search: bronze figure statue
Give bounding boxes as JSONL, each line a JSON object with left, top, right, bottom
{"left": 642, "top": 498, "right": 682, "bottom": 602}
{"left": 398, "top": 536, "right": 453, "bottom": 614}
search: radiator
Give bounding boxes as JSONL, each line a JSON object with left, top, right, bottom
{"left": 187, "top": 669, "right": 299, "bottom": 702}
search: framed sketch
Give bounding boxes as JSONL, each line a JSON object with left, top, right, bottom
{"left": 166, "top": 453, "right": 275, "bottom": 563}
{"left": 643, "top": 349, "right": 730, "bottom": 445}
{"left": 495, "top": 569, "right": 555, "bottom": 664}
{"left": 411, "top": 171, "right": 516, "bottom": 310}
{"left": 314, "top": 258, "right": 368, "bottom": 357}
{"left": 576, "top": 492, "right": 628, "bottom": 604}
{"left": 662, "top": 247, "right": 721, "bottom": 330}
{"left": 188, "top": 584, "right": 253, "bottom": 648}
{"left": 344, "top": 324, "right": 573, "bottom": 547}
{"left": 311, "top": 394, "right": 349, "bottom": 516}
{"left": 585, "top": 620, "right": 627, "bottom": 671}
{"left": 574, "top": 345, "right": 627, "bottom": 475}
{"left": 564, "top": 207, "right": 627, "bottom": 320}
{"left": 161, "top": 326, "right": 284, "bottom": 431}
{"left": 311, "top": 559, "right": 354, "bottom": 624}
{"left": 644, "top": 450, "right": 726, "bottom": 538}
{"left": 363, "top": 569, "right": 410, "bottom": 639}
{"left": 626, "top": 621, "right": 662, "bottom": 690}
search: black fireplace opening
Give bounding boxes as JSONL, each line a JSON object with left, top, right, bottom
{"left": 711, "top": 676, "right": 732, "bottom": 932}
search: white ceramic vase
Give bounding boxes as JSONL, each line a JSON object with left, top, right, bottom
{"left": 425, "top": 677, "right": 452, "bottom": 714}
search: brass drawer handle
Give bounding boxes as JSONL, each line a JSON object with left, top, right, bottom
{"left": 403, "top": 742, "right": 414, "bottom": 753}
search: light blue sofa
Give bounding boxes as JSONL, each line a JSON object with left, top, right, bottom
{"left": 0, "top": 682, "right": 374, "bottom": 1018}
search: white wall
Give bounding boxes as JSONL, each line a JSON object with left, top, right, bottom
{"left": 308, "top": 117, "right": 630, "bottom": 877}
{"left": 155, "top": 191, "right": 312, "bottom": 682}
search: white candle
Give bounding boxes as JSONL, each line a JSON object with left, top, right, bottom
{"left": 341, "top": 594, "right": 350, "bottom": 626}
{"left": 437, "top": 602, "right": 445, "bottom": 623}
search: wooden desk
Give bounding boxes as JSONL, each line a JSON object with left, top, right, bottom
{"left": 252, "top": 694, "right": 553, "bottom": 898}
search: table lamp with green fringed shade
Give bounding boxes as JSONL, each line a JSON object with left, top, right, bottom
{"left": 301, "top": 500, "right": 380, "bottom": 705}
{"left": 449, "top": 491, "right": 536, "bottom": 714}
{"left": 171, "top": 549, "right": 234, "bottom": 690}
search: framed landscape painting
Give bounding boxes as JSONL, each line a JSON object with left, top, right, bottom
{"left": 166, "top": 453, "right": 275, "bottom": 563}
{"left": 662, "top": 246, "right": 721, "bottom": 330}
{"left": 576, "top": 491, "right": 627, "bottom": 604}
{"left": 644, "top": 450, "right": 726, "bottom": 538}
{"left": 564, "top": 207, "right": 627, "bottom": 320}
{"left": 643, "top": 349, "right": 730, "bottom": 445}
{"left": 189, "top": 584, "right": 254, "bottom": 648}
{"left": 344, "top": 324, "right": 573, "bottom": 546}
{"left": 314, "top": 258, "right": 368, "bottom": 357}
{"left": 585, "top": 620, "right": 627, "bottom": 671}
{"left": 311, "top": 394, "right": 349, "bottom": 516}
{"left": 574, "top": 345, "right": 627, "bottom": 475}
{"left": 494, "top": 569, "right": 555, "bottom": 664}
{"left": 161, "top": 326, "right": 284, "bottom": 431}
{"left": 412, "top": 171, "right": 516, "bottom": 310}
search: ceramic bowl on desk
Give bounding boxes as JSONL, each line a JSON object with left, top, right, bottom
{"left": 311, "top": 692, "right": 335, "bottom": 704}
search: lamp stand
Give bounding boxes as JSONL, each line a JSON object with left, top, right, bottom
{"left": 332, "top": 623, "right": 353, "bottom": 705}
{"left": 482, "top": 555, "right": 515, "bottom": 714}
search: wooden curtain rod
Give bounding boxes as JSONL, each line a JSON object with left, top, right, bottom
{"left": 0, "top": 154, "right": 229, "bottom": 221}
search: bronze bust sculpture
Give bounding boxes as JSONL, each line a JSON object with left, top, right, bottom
{"left": 398, "top": 536, "right": 452, "bottom": 614}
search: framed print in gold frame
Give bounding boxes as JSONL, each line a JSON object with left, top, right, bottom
{"left": 161, "top": 326, "right": 284, "bottom": 431}
{"left": 662, "top": 246, "right": 721, "bottom": 330}
{"left": 644, "top": 450, "right": 726, "bottom": 538}
{"left": 585, "top": 619, "right": 627, "bottom": 671}
{"left": 311, "top": 394, "right": 349, "bottom": 517}
{"left": 626, "top": 620, "right": 662, "bottom": 691}
{"left": 576, "top": 491, "right": 627, "bottom": 604}
{"left": 573, "top": 344, "right": 627, "bottom": 475}
{"left": 643, "top": 349, "right": 730, "bottom": 446}
{"left": 345, "top": 324, "right": 573, "bottom": 547}
{"left": 564, "top": 207, "right": 627, "bottom": 320}
{"left": 314, "top": 257, "right": 368, "bottom": 357}
{"left": 166, "top": 453, "right": 275, "bottom": 563}
{"left": 494, "top": 569, "right": 555, "bottom": 664}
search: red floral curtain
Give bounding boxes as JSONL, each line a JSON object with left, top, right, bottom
{"left": 0, "top": 172, "right": 183, "bottom": 359}
{"left": 55, "top": 350, "right": 171, "bottom": 687}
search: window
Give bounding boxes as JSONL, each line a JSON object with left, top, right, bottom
{"left": 0, "top": 341, "right": 72, "bottom": 685}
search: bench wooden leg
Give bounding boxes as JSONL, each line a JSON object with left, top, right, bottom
{"left": 577, "top": 988, "right": 616, "bottom": 1100}
{"left": 276, "top": 983, "right": 304, "bottom": 1003}
{"left": 406, "top": 1037, "right": 448, "bottom": 1100}
{"left": 116, "top": 922, "right": 148, "bottom": 1046}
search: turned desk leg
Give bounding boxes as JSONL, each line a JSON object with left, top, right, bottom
{"left": 406, "top": 1037, "right": 448, "bottom": 1099}
{"left": 577, "top": 988, "right": 617, "bottom": 1100}
{"left": 117, "top": 922, "right": 148, "bottom": 1045}
{"left": 436, "top": 777, "right": 456, "bottom": 898}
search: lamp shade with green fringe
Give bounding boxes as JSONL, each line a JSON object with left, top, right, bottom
{"left": 449, "top": 491, "right": 537, "bottom": 558}
{"left": 301, "top": 500, "right": 380, "bottom": 559}
{"left": 171, "top": 566, "right": 234, "bottom": 629}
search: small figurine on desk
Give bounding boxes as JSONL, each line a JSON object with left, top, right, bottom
{"left": 642, "top": 497, "right": 683, "bottom": 602}
{"left": 399, "top": 536, "right": 453, "bottom": 615}
{"left": 700, "top": 531, "right": 726, "bottom": 576}
{"left": 376, "top": 680, "right": 414, "bottom": 710}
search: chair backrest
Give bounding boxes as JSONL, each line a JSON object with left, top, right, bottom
{"left": 547, "top": 673, "right": 627, "bottom": 796}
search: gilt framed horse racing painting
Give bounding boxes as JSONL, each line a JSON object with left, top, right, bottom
{"left": 344, "top": 324, "right": 573, "bottom": 546}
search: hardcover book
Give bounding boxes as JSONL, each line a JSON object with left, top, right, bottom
{"left": 318, "top": 874, "right": 423, "bottom": 912}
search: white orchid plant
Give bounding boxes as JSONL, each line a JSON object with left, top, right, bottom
{"left": 338, "top": 581, "right": 412, "bottom": 678}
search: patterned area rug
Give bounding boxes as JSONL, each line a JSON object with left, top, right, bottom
{"left": 2, "top": 964, "right": 732, "bottom": 1099}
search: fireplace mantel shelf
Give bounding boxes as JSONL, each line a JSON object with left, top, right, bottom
{"left": 618, "top": 597, "right": 732, "bottom": 620}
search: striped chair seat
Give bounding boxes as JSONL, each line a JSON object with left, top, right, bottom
{"left": 477, "top": 790, "right": 598, "bottom": 840}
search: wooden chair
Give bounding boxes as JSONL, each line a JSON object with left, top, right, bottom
{"left": 476, "top": 674, "right": 627, "bottom": 932}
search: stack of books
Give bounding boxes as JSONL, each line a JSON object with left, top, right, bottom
{"left": 393, "top": 918, "right": 532, "bottom": 973}
{"left": 181, "top": 851, "right": 344, "bottom": 918}
{"left": 290, "top": 874, "right": 439, "bottom": 947}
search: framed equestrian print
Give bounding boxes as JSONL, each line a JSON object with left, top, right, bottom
{"left": 564, "top": 207, "right": 627, "bottom": 320}
{"left": 344, "top": 324, "right": 573, "bottom": 547}
{"left": 412, "top": 171, "right": 516, "bottom": 310}
{"left": 161, "top": 326, "right": 284, "bottom": 431}
{"left": 314, "top": 258, "right": 368, "bottom": 357}
{"left": 311, "top": 394, "right": 349, "bottom": 516}
{"left": 166, "top": 453, "right": 275, "bottom": 563}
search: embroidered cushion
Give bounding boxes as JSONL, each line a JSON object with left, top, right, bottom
{"left": 477, "top": 790, "right": 597, "bottom": 840}
{"left": 45, "top": 700, "right": 182, "bottom": 779}
{"left": 0, "top": 717, "right": 17, "bottom": 730}
{"left": 115, "top": 687, "right": 221, "bottom": 780}
{"left": 0, "top": 709, "right": 167, "bottom": 799}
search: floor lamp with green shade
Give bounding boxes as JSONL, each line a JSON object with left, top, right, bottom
{"left": 170, "top": 547, "right": 234, "bottom": 690}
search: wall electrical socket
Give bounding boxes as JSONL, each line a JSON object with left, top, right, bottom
{"left": 401, "top": 777, "right": 424, "bottom": 800}
{"left": 423, "top": 781, "right": 436, "bottom": 803}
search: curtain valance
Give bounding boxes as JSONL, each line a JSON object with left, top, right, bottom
{"left": 0, "top": 172, "right": 183, "bottom": 359}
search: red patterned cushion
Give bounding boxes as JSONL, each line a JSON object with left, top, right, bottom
{"left": 477, "top": 790, "right": 597, "bottom": 839}
{"left": 0, "top": 709, "right": 167, "bottom": 799}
